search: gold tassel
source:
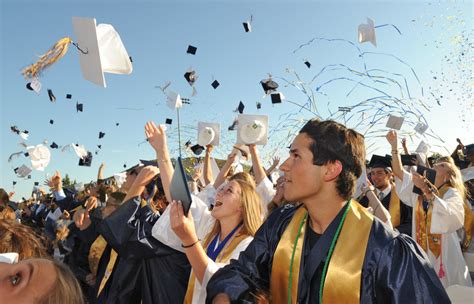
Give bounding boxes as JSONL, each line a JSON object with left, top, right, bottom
{"left": 22, "top": 37, "right": 72, "bottom": 79}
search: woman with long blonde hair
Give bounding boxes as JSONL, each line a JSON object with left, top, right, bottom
{"left": 387, "top": 131, "right": 471, "bottom": 287}
{"left": 144, "top": 121, "right": 263, "bottom": 303}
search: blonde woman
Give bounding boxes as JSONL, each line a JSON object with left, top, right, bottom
{"left": 387, "top": 130, "right": 471, "bottom": 287}
{"left": 144, "top": 121, "right": 263, "bottom": 303}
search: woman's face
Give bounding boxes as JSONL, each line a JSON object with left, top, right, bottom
{"left": 211, "top": 180, "right": 243, "bottom": 220}
{"left": 433, "top": 161, "right": 450, "bottom": 185}
{"left": 0, "top": 259, "right": 57, "bottom": 303}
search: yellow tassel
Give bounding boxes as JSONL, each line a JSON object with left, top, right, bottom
{"left": 22, "top": 37, "right": 72, "bottom": 79}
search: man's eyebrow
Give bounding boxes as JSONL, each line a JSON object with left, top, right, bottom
{"left": 289, "top": 148, "right": 299, "bottom": 153}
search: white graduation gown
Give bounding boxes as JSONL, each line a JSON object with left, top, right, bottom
{"left": 395, "top": 170, "right": 472, "bottom": 287}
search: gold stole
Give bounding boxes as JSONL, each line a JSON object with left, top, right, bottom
{"left": 462, "top": 202, "right": 473, "bottom": 251}
{"left": 415, "top": 185, "right": 450, "bottom": 258}
{"left": 91, "top": 234, "right": 118, "bottom": 296}
{"left": 184, "top": 233, "right": 250, "bottom": 304}
{"left": 388, "top": 188, "right": 401, "bottom": 228}
{"left": 270, "top": 200, "right": 373, "bottom": 304}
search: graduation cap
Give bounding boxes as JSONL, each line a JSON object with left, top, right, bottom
{"left": 169, "top": 157, "right": 192, "bottom": 215}
{"left": 50, "top": 142, "right": 59, "bottom": 149}
{"left": 26, "top": 79, "right": 41, "bottom": 93}
{"left": 358, "top": 18, "right": 377, "bottom": 47}
{"left": 49, "top": 119, "right": 54, "bottom": 124}
{"left": 47, "top": 89, "right": 56, "bottom": 102}
{"left": 271, "top": 93, "right": 283, "bottom": 104}
{"left": 368, "top": 155, "right": 392, "bottom": 170}
{"left": 76, "top": 102, "right": 83, "bottom": 112}
{"left": 78, "top": 151, "right": 93, "bottom": 167}
{"left": 22, "top": 17, "right": 133, "bottom": 88}
{"left": 256, "top": 102, "right": 262, "bottom": 109}
{"left": 66, "top": 94, "right": 72, "bottom": 99}
{"left": 165, "top": 118, "right": 173, "bottom": 125}
{"left": 99, "top": 131, "right": 106, "bottom": 139}
{"left": 190, "top": 144, "right": 205, "bottom": 156}
{"left": 24, "top": 152, "right": 29, "bottom": 157}
{"left": 97, "top": 144, "right": 102, "bottom": 149}
{"left": 260, "top": 78, "right": 279, "bottom": 94}
{"left": 12, "top": 181, "right": 17, "bottom": 186}
{"left": 211, "top": 80, "right": 220, "bottom": 89}
{"left": 14, "top": 165, "right": 32, "bottom": 178}
{"left": 304, "top": 60, "right": 311, "bottom": 68}
{"left": 34, "top": 182, "right": 39, "bottom": 186}
{"left": 414, "top": 122, "right": 428, "bottom": 135}
{"left": 184, "top": 69, "right": 198, "bottom": 86}
{"left": 228, "top": 118, "right": 238, "bottom": 131}
{"left": 197, "top": 122, "right": 220, "bottom": 146}
{"left": 139, "top": 159, "right": 159, "bottom": 167}
{"left": 129, "top": 56, "right": 133, "bottom": 63}
{"left": 243, "top": 22, "right": 251, "bottom": 33}
{"left": 400, "top": 154, "right": 417, "bottom": 166}
{"left": 386, "top": 114, "right": 404, "bottom": 130}
{"left": 184, "top": 139, "right": 192, "bottom": 148}
{"left": 10, "top": 125, "right": 20, "bottom": 134}
{"left": 237, "top": 114, "right": 268, "bottom": 145}
{"left": 236, "top": 101, "right": 245, "bottom": 114}
{"left": 186, "top": 45, "right": 197, "bottom": 55}
{"left": 116, "top": 122, "right": 119, "bottom": 126}
{"left": 166, "top": 91, "right": 183, "bottom": 109}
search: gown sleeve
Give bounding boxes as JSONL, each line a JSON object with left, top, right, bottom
{"left": 394, "top": 170, "right": 417, "bottom": 207}
{"left": 373, "top": 233, "right": 451, "bottom": 303}
{"left": 430, "top": 188, "right": 464, "bottom": 234}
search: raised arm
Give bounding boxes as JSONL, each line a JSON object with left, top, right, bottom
{"left": 123, "top": 166, "right": 160, "bottom": 203}
{"left": 97, "top": 163, "right": 105, "bottom": 181}
{"left": 264, "top": 156, "right": 280, "bottom": 177}
{"left": 401, "top": 138, "right": 409, "bottom": 155}
{"left": 214, "top": 152, "right": 237, "bottom": 190}
{"left": 203, "top": 145, "right": 214, "bottom": 186}
{"left": 361, "top": 180, "right": 393, "bottom": 229}
{"left": 248, "top": 145, "right": 266, "bottom": 184}
{"left": 386, "top": 131, "right": 404, "bottom": 181}
{"left": 145, "top": 121, "right": 173, "bottom": 203}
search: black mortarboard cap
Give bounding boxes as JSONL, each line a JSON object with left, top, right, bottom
{"left": 10, "top": 125, "right": 20, "bottom": 134}
{"left": 66, "top": 94, "right": 72, "bottom": 99}
{"left": 260, "top": 78, "right": 279, "bottom": 94}
{"left": 243, "top": 22, "right": 251, "bottom": 33}
{"left": 14, "top": 167, "right": 19, "bottom": 174}
{"left": 190, "top": 144, "right": 205, "bottom": 155}
{"left": 76, "top": 102, "right": 83, "bottom": 112}
{"left": 228, "top": 119, "right": 238, "bottom": 131}
{"left": 400, "top": 154, "right": 417, "bottom": 166}
{"left": 116, "top": 122, "right": 119, "bottom": 126}
{"left": 271, "top": 93, "right": 282, "bottom": 104}
{"left": 24, "top": 152, "right": 29, "bottom": 157}
{"left": 165, "top": 118, "right": 173, "bottom": 125}
{"left": 237, "top": 101, "right": 245, "bottom": 114}
{"left": 47, "top": 89, "right": 56, "bottom": 102}
{"left": 50, "top": 142, "right": 59, "bottom": 149}
{"left": 211, "top": 80, "right": 220, "bottom": 89}
{"left": 304, "top": 60, "right": 311, "bottom": 68}
{"left": 184, "top": 70, "right": 197, "bottom": 86}
{"left": 369, "top": 155, "right": 392, "bottom": 169}
{"left": 129, "top": 56, "right": 133, "bottom": 63}
{"left": 187, "top": 45, "right": 197, "bottom": 55}
{"left": 13, "top": 181, "right": 17, "bottom": 186}
{"left": 78, "top": 152, "right": 93, "bottom": 167}
{"left": 99, "top": 132, "right": 106, "bottom": 139}
{"left": 185, "top": 140, "right": 192, "bottom": 148}
{"left": 49, "top": 119, "right": 54, "bottom": 124}
{"left": 26, "top": 83, "right": 34, "bottom": 91}
{"left": 97, "top": 145, "right": 102, "bottom": 149}
{"left": 34, "top": 182, "right": 39, "bottom": 186}
{"left": 256, "top": 102, "right": 262, "bottom": 109}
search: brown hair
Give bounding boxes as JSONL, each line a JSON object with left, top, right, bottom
{"left": 204, "top": 179, "right": 263, "bottom": 248}
{"left": 0, "top": 220, "right": 48, "bottom": 260}
{"left": 37, "top": 259, "right": 85, "bottom": 304}
{"left": 299, "top": 119, "right": 366, "bottom": 199}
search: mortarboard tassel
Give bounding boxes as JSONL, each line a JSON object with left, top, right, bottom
{"left": 22, "top": 37, "right": 72, "bottom": 79}
{"left": 438, "top": 239, "right": 445, "bottom": 279}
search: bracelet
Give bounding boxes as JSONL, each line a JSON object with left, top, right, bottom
{"left": 391, "top": 150, "right": 398, "bottom": 154}
{"left": 181, "top": 239, "right": 200, "bottom": 248}
{"left": 157, "top": 158, "right": 171, "bottom": 163}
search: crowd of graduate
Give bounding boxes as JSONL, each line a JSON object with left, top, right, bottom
{"left": 1, "top": 119, "right": 473, "bottom": 303}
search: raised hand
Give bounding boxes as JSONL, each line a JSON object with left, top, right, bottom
{"left": 169, "top": 200, "right": 198, "bottom": 245}
{"left": 134, "top": 165, "right": 160, "bottom": 187}
{"left": 386, "top": 130, "right": 398, "bottom": 149}
{"left": 145, "top": 121, "right": 167, "bottom": 152}
{"left": 192, "top": 166, "right": 203, "bottom": 182}
{"left": 272, "top": 156, "right": 281, "bottom": 167}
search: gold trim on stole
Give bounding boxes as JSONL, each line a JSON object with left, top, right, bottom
{"left": 388, "top": 188, "right": 401, "bottom": 228}
{"left": 270, "top": 201, "right": 373, "bottom": 304}
{"left": 184, "top": 233, "right": 250, "bottom": 304}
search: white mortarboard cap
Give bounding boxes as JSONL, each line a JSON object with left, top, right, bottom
{"left": 72, "top": 17, "right": 133, "bottom": 88}
{"left": 113, "top": 172, "right": 127, "bottom": 188}
{"left": 237, "top": 114, "right": 268, "bottom": 145}
{"left": 26, "top": 78, "right": 42, "bottom": 94}
{"left": 27, "top": 144, "right": 51, "bottom": 171}
{"left": 358, "top": 17, "right": 377, "bottom": 47}
{"left": 15, "top": 165, "right": 32, "bottom": 178}
{"left": 197, "top": 122, "right": 220, "bottom": 146}
{"left": 414, "top": 122, "right": 429, "bottom": 135}
{"left": 19, "top": 131, "right": 29, "bottom": 141}
{"left": 416, "top": 140, "right": 431, "bottom": 155}
{"left": 166, "top": 91, "right": 183, "bottom": 109}
{"left": 71, "top": 144, "right": 89, "bottom": 159}
{"left": 74, "top": 182, "right": 85, "bottom": 192}
{"left": 386, "top": 114, "right": 404, "bottom": 130}
{"left": 232, "top": 144, "right": 251, "bottom": 161}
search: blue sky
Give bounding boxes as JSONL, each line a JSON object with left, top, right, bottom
{"left": 1, "top": 0, "right": 472, "bottom": 199}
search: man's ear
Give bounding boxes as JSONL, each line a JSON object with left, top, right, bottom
{"left": 323, "top": 160, "right": 343, "bottom": 182}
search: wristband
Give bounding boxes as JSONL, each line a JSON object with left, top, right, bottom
{"left": 181, "top": 239, "right": 200, "bottom": 248}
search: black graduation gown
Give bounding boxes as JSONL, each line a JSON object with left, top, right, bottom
{"left": 206, "top": 204, "right": 450, "bottom": 304}
{"left": 95, "top": 197, "right": 191, "bottom": 304}
{"left": 359, "top": 191, "right": 412, "bottom": 235}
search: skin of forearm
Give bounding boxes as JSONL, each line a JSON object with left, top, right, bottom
{"left": 366, "top": 191, "right": 391, "bottom": 227}
{"left": 214, "top": 161, "right": 233, "bottom": 189}
{"left": 390, "top": 150, "right": 404, "bottom": 181}
{"left": 155, "top": 146, "right": 174, "bottom": 203}
{"left": 203, "top": 152, "right": 213, "bottom": 186}
{"left": 184, "top": 243, "right": 209, "bottom": 283}
{"left": 249, "top": 149, "right": 266, "bottom": 184}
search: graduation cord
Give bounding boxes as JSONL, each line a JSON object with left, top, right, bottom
{"left": 318, "top": 199, "right": 351, "bottom": 304}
